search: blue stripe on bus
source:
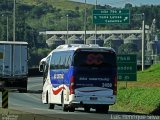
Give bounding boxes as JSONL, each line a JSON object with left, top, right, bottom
{"left": 50, "top": 67, "right": 74, "bottom": 88}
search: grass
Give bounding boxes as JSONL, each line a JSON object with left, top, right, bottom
{"left": 111, "top": 87, "right": 160, "bottom": 114}
{"left": 138, "top": 64, "right": 160, "bottom": 82}
{"left": 111, "top": 64, "right": 160, "bottom": 114}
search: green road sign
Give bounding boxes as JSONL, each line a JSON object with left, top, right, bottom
{"left": 93, "top": 9, "right": 130, "bottom": 24}
{"left": 117, "top": 54, "right": 137, "bottom": 81}
{"left": 118, "top": 63, "right": 137, "bottom": 74}
{"left": 118, "top": 74, "right": 137, "bottom": 81}
{"left": 117, "top": 54, "right": 136, "bottom": 63}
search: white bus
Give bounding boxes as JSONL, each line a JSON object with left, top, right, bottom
{"left": 39, "top": 44, "right": 117, "bottom": 113}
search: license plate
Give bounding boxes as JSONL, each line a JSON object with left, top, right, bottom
{"left": 90, "top": 97, "right": 97, "bottom": 100}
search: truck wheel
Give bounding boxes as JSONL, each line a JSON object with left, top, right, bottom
{"left": 19, "top": 79, "right": 27, "bottom": 93}
{"left": 18, "top": 88, "right": 27, "bottom": 93}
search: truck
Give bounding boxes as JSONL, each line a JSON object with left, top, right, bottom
{"left": 0, "top": 41, "right": 28, "bottom": 92}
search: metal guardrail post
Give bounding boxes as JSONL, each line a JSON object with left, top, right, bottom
{"left": 2, "top": 89, "right": 8, "bottom": 109}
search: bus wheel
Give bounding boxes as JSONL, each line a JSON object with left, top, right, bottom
{"left": 61, "top": 94, "right": 68, "bottom": 112}
{"left": 96, "top": 105, "right": 109, "bottom": 114}
{"left": 62, "top": 102, "right": 68, "bottom": 112}
{"left": 84, "top": 106, "right": 90, "bottom": 112}
{"left": 49, "top": 104, "right": 55, "bottom": 109}
{"left": 69, "top": 107, "right": 75, "bottom": 112}
{"left": 46, "top": 91, "right": 48, "bottom": 104}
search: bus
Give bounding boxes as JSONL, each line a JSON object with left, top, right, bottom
{"left": 39, "top": 44, "right": 117, "bottom": 113}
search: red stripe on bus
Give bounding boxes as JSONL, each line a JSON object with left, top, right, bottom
{"left": 52, "top": 87, "right": 65, "bottom": 95}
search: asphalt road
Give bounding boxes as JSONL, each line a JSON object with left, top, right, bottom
{"left": 0, "top": 77, "right": 148, "bottom": 120}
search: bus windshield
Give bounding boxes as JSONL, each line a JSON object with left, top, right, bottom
{"left": 73, "top": 50, "right": 116, "bottom": 68}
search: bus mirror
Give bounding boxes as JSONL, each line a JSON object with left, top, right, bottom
{"left": 39, "top": 64, "right": 44, "bottom": 72}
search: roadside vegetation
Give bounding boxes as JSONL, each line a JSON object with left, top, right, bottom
{"left": 111, "top": 64, "right": 160, "bottom": 115}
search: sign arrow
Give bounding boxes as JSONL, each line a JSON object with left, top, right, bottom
{"left": 124, "top": 17, "right": 128, "bottom": 21}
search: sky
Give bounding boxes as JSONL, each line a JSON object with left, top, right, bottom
{"left": 70, "top": 0, "right": 160, "bottom": 8}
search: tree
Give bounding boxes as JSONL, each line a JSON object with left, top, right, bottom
{"left": 118, "top": 43, "right": 138, "bottom": 54}
{"left": 124, "top": 3, "right": 132, "bottom": 9}
{"left": 28, "top": 48, "right": 51, "bottom": 67}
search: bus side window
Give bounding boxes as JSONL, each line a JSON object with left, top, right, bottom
{"left": 54, "top": 53, "right": 59, "bottom": 69}
{"left": 60, "top": 52, "right": 66, "bottom": 69}
{"left": 63, "top": 55, "right": 68, "bottom": 69}
{"left": 64, "top": 55, "right": 69, "bottom": 69}
{"left": 68, "top": 55, "right": 72, "bottom": 67}
{"left": 52, "top": 60, "right": 56, "bottom": 69}
{"left": 65, "top": 54, "right": 69, "bottom": 69}
{"left": 58, "top": 56, "right": 61, "bottom": 69}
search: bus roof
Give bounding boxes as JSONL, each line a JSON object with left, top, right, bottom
{"left": 47, "top": 44, "right": 115, "bottom": 57}
{"left": 56, "top": 44, "right": 115, "bottom": 51}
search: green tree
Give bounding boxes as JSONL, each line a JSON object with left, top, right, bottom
{"left": 124, "top": 3, "right": 133, "bottom": 9}
{"left": 28, "top": 48, "right": 51, "bottom": 67}
{"left": 118, "top": 43, "right": 138, "bottom": 54}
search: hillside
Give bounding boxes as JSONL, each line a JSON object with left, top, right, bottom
{"left": 17, "top": 0, "right": 93, "bottom": 10}
{"left": 111, "top": 64, "right": 160, "bottom": 115}
{"left": 14, "top": 0, "right": 94, "bottom": 32}
{"left": 138, "top": 64, "right": 160, "bottom": 82}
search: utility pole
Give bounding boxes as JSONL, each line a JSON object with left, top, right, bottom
{"left": 1, "top": 14, "right": 9, "bottom": 41}
{"left": 7, "top": 15, "right": 9, "bottom": 41}
{"left": 142, "top": 13, "right": 145, "bottom": 71}
{"left": 84, "top": 0, "right": 87, "bottom": 44}
{"left": 94, "top": 0, "right": 97, "bottom": 44}
{"left": 13, "top": 0, "right": 16, "bottom": 41}
{"left": 66, "top": 14, "right": 69, "bottom": 44}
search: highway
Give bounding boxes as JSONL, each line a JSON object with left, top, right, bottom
{"left": 0, "top": 77, "right": 146, "bottom": 120}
